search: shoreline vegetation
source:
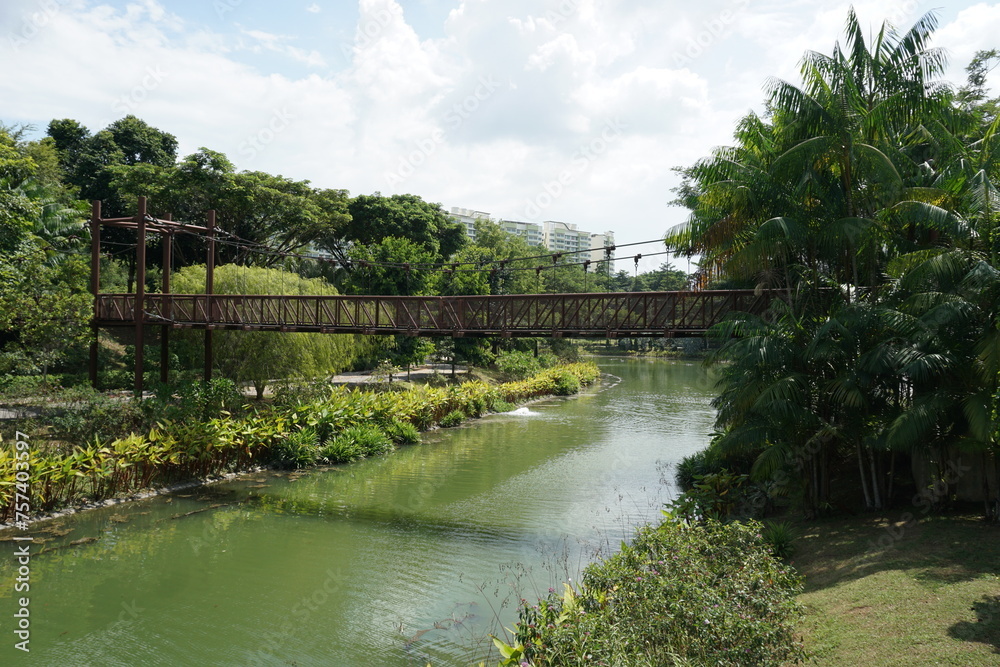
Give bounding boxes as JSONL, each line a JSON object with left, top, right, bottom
{"left": 0, "top": 361, "right": 600, "bottom": 528}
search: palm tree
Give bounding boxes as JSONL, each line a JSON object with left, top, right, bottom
{"left": 669, "top": 8, "right": 954, "bottom": 293}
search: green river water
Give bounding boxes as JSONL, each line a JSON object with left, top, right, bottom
{"left": 1, "top": 358, "right": 717, "bottom": 666}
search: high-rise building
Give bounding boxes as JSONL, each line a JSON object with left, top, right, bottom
{"left": 449, "top": 207, "right": 614, "bottom": 270}
{"left": 448, "top": 207, "right": 491, "bottom": 243}
{"left": 498, "top": 219, "right": 544, "bottom": 247}
{"left": 589, "top": 231, "right": 616, "bottom": 269}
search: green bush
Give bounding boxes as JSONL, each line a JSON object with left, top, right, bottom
{"left": 439, "top": 410, "right": 465, "bottom": 427}
{"left": 762, "top": 520, "right": 798, "bottom": 560}
{"left": 490, "top": 399, "right": 516, "bottom": 413}
{"left": 494, "top": 350, "right": 542, "bottom": 382}
{"left": 551, "top": 370, "right": 581, "bottom": 396}
{"left": 383, "top": 419, "right": 421, "bottom": 445}
{"left": 512, "top": 519, "right": 806, "bottom": 666}
{"left": 320, "top": 436, "right": 362, "bottom": 464}
{"left": 674, "top": 449, "right": 716, "bottom": 491}
{"left": 322, "top": 424, "right": 394, "bottom": 462}
{"left": 272, "top": 427, "right": 320, "bottom": 468}
{"left": 348, "top": 423, "right": 395, "bottom": 456}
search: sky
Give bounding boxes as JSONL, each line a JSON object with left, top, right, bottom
{"left": 3, "top": 0, "right": 1000, "bottom": 272}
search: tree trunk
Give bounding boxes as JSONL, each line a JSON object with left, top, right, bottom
{"left": 887, "top": 451, "right": 896, "bottom": 510}
{"left": 254, "top": 381, "right": 265, "bottom": 400}
{"left": 983, "top": 451, "right": 992, "bottom": 521}
{"left": 858, "top": 441, "right": 874, "bottom": 509}
{"left": 869, "top": 448, "right": 882, "bottom": 510}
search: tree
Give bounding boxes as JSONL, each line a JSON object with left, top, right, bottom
{"left": 109, "top": 148, "right": 353, "bottom": 268}
{"left": 342, "top": 193, "right": 466, "bottom": 258}
{"left": 171, "top": 265, "right": 358, "bottom": 398}
{"left": 344, "top": 236, "right": 437, "bottom": 296}
{"left": 668, "top": 8, "right": 954, "bottom": 291}
{"left": 671, "top": 9, "right": 1000, "bottom": 518}
{"left": 0, "top": 130, "right": 91, "bottom": 383}
{"left": 47, "top": 115, "right": 177, "bottom": 217}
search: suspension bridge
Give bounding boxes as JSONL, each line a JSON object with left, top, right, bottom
{"left": 89, "top": 198, "right": 776, "bottom": 394}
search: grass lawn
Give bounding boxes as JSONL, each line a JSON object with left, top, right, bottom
{"left": 791, "top": 511, "right": 1000, "bottom": 666}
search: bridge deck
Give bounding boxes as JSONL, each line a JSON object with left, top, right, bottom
{"left": 96, "top": 290, "right": 773, "bottom": 338}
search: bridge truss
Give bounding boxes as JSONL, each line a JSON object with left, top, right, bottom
{"left": 89, "top": 197, "right": 776, "bottom": 394}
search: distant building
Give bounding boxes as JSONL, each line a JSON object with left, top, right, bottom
{"left": 498, "top": 219, "right": 544, "bottom": 247}
{"left": 589, "top": 231, "right": 616, "bottom": 269}
{"left": 449, "top": 207, "right": 491, "bottom": 243}
{"left": 449, "top": 207, "right": 614, "bottom": 271}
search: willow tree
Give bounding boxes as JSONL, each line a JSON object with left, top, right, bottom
{"left": 172, "top": 265, "right": 361, "bottom": 398}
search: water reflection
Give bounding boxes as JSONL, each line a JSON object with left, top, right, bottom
{"left": 0, "top": 359, "right": 716, "bottom": 666}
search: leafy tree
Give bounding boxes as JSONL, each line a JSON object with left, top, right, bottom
{"left": 668, "top": 8, "right": 953, "bottom": 291}
{"left": 0, "top": 130, "right": 90, "bottom": 384}
{"left": 171, "top": 265, "right": 358, "bottom": 398}
{"left": 672, "top": 9, "right": 1000, "bottom": 518}
{"left": 342, "top": 193, "right": 466, "bottom": 258}
{"left": 108, "top": 148, "right": 353, "bottom": 268}
{"left": 344, "top": 236, "right": 437, "bottom": 296}
{"left": 957, "top": 49, "right": 1000, "bottom": 124}
{"left": 47, "top": 115, "right": 177, "bottom": 217}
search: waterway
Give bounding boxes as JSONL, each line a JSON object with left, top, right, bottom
{"left": 0, "top": 358, "right": 717, "bottom": 666}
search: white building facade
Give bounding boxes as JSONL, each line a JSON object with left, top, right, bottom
{"left": 449, "top": 207, "right": 614, "bottom": 270}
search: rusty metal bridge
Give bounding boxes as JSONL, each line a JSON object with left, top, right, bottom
{"left": 95, "top": 290, "right": 770, "bottom": 338}
{"left": 89, "top": 198, "right": 775, "bottom": 394}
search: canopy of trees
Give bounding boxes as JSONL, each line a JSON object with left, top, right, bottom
{"left": 668, "top": 9, "right": 1000, "bottom": 520}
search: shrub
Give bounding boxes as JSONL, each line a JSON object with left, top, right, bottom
{"left": 272, "top": 427, "right": 320, "bottom": 468}
{"left": 494, "top": 350, "right": 541, "bottom": 382}
{"left": 513, "top": 519, "right": 806, "bottom": 666}
{"left": 551, "top": 370, "right": 581, "bottom": 396}
{"left": 762, "top": 520, "right": 798, "bottom": 560}
{"left": 322, "top": 424, "right": 394, "bottom": 462}
{"left": 347, "top": 424, "right": 395, "bottom": 456}
{"left": 674, "top": 449, "right": 715, "bottom": 491}
{"left": 490, "top": 399, "right": 516, "bottom": 413}
{"left": 320, "top": 436, "right": 362, "bottom": 464}
{"left": 383, "top": 419, "right": 421, "bottom": 445}
{"left": 439, "top": 410, "right": 465, "bottom": 427}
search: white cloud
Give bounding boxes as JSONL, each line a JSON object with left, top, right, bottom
{"left": 306, "top": 3, "right": 321, "bottom": 13}
{"left": 933, "top": 3, "right": 1000, "bottom": 89}
{"left": 2, "top": 0, "right": 996, "bottom": 271}
{"left": 239, "top": 28, "right": 327, "bottom": 68}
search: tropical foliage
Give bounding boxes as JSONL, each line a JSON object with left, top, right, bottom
{"left": 668, "top": 9, "right": 1000, "bottom": 520}
{"left": 507, "top": 519, "right": 805, "bottom": 666}
{"left": 0, "top": 363, "right": 599, "bottom": 520}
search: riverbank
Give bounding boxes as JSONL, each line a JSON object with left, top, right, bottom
{"left": 0, "top": 362, "right": 600, "bottom": 528}
{"left": 792, "top": 511, "right": 1000, "bottom": 665}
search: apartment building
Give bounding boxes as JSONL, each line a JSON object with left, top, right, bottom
{"left": 448, "top": 207, "right": 491, "bottom": 243}
{"left": 449, "top": 207, "right": 614, "bottom": 270}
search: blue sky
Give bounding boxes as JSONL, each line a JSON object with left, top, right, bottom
{"left": 3, "top": 0, "right": 1000, "bottom": 271}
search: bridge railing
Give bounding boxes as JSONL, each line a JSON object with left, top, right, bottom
{"left": 95, "top": 290, "right": 777, "bottom": 337}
